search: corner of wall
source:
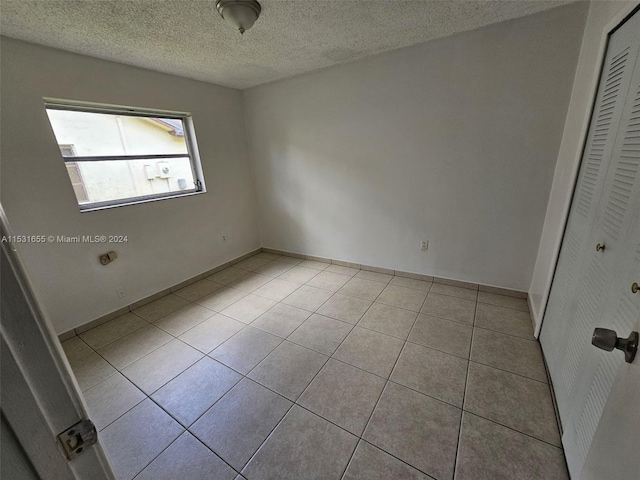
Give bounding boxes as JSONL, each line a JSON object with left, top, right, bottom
{"left": 239, "top": 88, "right": 264, "bottom": 248}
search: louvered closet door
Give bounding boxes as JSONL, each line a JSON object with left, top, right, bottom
{"left": 540, "top": 12, "right": 638, "bottom": 384}
{"left": 562, "top": 45, "right": 640, "bottom": 477}
{"left": 540, "top": 9, "right": 640, "bottom": 479}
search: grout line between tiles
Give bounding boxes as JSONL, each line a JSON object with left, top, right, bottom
{"left": 315, "top": 283, "right": 392, "bottom": 479}
{"left": 452, "top": 299, "right": 477, "bottom": 478}
{"left": 240, "top": 279, "right": 393, "bottom": 475}
{"left": 472, "top": 324, "right": 537, "bottom": 342}
{"left": 134, "top": 430, "right": 240, "bottom": 479}
{"left": 346, "top": 286, "right": 429, "bottom": 476}
{"left": 459, "top": 410, "right": 564, "bottom": 450}
{"left": 143, "top": 383, "right": 243, "bottom": 477}
{"left": 466, "top": 358, "right": 549, "bottom": 385}
{"left": 237, "top": 355, "right": 332, "bottom": 474}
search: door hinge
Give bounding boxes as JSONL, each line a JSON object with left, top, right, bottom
{"left": 56, "top": 419, "right": 98, "bottom": 461}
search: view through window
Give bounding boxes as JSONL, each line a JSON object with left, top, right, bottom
{"left": 45, "top": 100, "right": 205, "bottom": 211}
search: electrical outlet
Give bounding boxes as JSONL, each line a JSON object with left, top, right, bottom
{"left": 421, "top": 240, "right": 429, "bottom": 251}
{"left": 116, "top": 286, "right": 127, "bottom": 299}
{"left": 221, "top": 234, "right": 228, "bottom": 244}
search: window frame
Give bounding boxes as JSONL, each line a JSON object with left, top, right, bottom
{"left": 43, "top": 98, "right": 206, "bottom": 212}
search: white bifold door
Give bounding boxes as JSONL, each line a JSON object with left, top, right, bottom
{"left": 540, "top": 7, "right": 640, "bottom": 480}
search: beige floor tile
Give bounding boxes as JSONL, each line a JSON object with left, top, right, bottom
{"left": 464, "top": 362, "right": 560, "bottom": 446}
{"left": 421, "top": 293, "right": 476, "bottom": 325}
{"left": 338, "top": 277, "right": 386, "bottom": 301}
{"left": 70, "top": 351, "right": 117, "bottom": 392}
{"left": 278, "top": 265, "right": 320, "bottom": 284}
{"left": 358, "top": 303, "right": 417, "bottom": 339}
{"left": 242, "top": 406, "right": 357, "bottom": 480}
{"left": 151, "top": 357, "right": 241, "bottom": 427}
{"left": 121, "top": 339, "right": 203, "bottom": 394}
{"left": 326, "top": 264, "right": 359, "bottom": 277}
{"left": 316, "top": 293, "right": 372, "bottom": 325}
{"left": 211, "top": 326, "right": 282, "bottom": 374}
{"left": 98, "top": 324, "right": 172, "bottom": 370}
{"left": 474, "top": 303, "right": 534, "bottom": 339}
{"left": 191, "top": 378, "right": 292, "bottom": 471}
{"left": 61, "top": 336, "right": 93, "bottom": 363}
{"left": 471, "top": 327, "right": 547, "bottom": 382}
{"left": 173, "top": 279, "right": 223, "bottom": 302}
{"left": 220, "top": 294, "right": 277, "bottom": 323}
{"left": 281, "top": 285, "right": 333, "bottom": 312}
{"left": 227, "top": 273, "right": 273, "bottom": 293}
{"left": 389, "top": 276, "right": 432, "bottom": 292}
{"left": 287, "top": 314, "right": 353, "bottom": 355}
{"left": 298, "top": 259, "right": 330, "bottom": 270}
{"left": 477, "top": 291, "right": 529, "bottom": 312}
{"left": 343, "top": 441, "right": 431, "bottom": 480}
{"left": 100, "top": 399, "right": 183, "bottom": 480}
{"left": 298, "top": 359, "right": 385, "bottom": 436}
{"left": 251, "top": 278, "right": 300, "bottom": 302}
{"left": 206, "top": 266, "right": 248, "bottom": 285}
{"left": 430, "top": 283, "right": 478, "bottom": 301}
{"left": 456, "top": 413, "right": 569, "bottom": 480}
{"left": 391, "top": 342, "right": 468, "bottom": 407}
{"left": 233, "top": 256, "right": 272, "bottom": 271}
{"left": 363, "top": 382, "right": 461, "bottom": 480}
{"left": 79, "top": 313, "right": 147, "bottom": 350}
{"left": 136, "top": 432, "right": 237, "bottom": 480}
{"left": 195, "top": 287, "right": 247, "bottom": 312}
{"left": 178, "top": 314, "right": 245, "bottom": 353}
{"left": 248, "top": 341, "right": 328, "bottom": 400}
{"left": 251, "top": 303, "right": 311, "bottom": 337}
{"left": 83, "top": 373, "right": 145, "bottom": 430}
{"left": 254, "top": 261, "right": 295, "bottom": 277}
{"left": 132, "top": 294, "right": 191, "bottom": 323}
{"left": 355, "top": 270, "right": 393, "bottom": 284}
{"left": 153, "top": 303, "right": 215, "bottom": 337}
{"left": 376, "top": 284, "right": 427, "bottom": 312}
{"left": 306, "top": 271, "right": 351, "bottom": 292}
{"left": 333, "top": 327, "right": 404, "bottom": 378}
{"left": 68, "top": 249, "right": 570, "bottom": 480}
{"left": 408, "top": 314, "right": 473, "bottom": 359}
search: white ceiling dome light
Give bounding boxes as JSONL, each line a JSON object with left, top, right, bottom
{"left": 215, "top": 0, "right": 262, "bottom": 35}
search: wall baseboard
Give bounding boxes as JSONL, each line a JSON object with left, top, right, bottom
{"left": 58, "top": 247, "right": 262, "bottom": 341}
{"left": 266, "top": 247, "right": 528, "bottom": 299}
{"left": 59, "top": 245, "right": 529, "bottom": 341}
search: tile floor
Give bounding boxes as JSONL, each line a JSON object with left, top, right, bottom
{"left": 62, "top": 252, "right": 569, "bottom": 480}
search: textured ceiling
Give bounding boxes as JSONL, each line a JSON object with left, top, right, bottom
{"left": 1, "top": 0, "right": 575, "bottom": 89}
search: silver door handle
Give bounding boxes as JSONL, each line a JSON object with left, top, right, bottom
{"left": 592, "top": 328, "right": 638, "bottom": 363}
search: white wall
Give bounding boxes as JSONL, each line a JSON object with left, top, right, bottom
{"left": 528, "top": 1, "right": 635, "bottom": 332}
{"left": 0, "top": 38, "right": 261, "bottom": 334}
{"left": 244, "top": 3, "right": 588, "bottom": 291}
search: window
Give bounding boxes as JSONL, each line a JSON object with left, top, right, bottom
{"left": 44, "top": 99, "right": 205, "bottom": 211}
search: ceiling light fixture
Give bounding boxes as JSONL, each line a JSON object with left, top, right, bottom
{"left": 215, "top": 0, "right": 262, "bottom": 35}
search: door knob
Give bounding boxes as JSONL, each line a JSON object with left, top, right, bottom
{"left": 592, "top": 328, "right": 639, "bottom": 363}
{"left": 632, "top": 282, "right": 639, "bottom": 294}
{"left": 596, "top": 243, "right": 606, "bottom": 252}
